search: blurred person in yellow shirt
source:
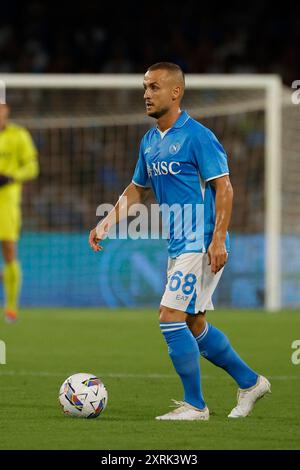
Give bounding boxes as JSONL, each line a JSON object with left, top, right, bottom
{"left": 0, "top": 103, "right": 39, "bottom": 322}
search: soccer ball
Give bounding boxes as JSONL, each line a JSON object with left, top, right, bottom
{"left": 59, "top": 373, "right": 108, "bottom": 418}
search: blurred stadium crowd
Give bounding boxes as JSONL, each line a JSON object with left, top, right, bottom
{"left": 0, "top": 1, "right": 299, "bottom": 84}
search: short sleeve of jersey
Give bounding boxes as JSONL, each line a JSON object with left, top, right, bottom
{"left": 192, "top": 128, "right": 229, "bottom": 182}
{"left": 132, "top": 140, "right": 150, "bottom": 188}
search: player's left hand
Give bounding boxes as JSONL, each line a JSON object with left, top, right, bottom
{"left": 207, "top": 239, "right": 228, "bottom": 274}
{"left": 0, "top": 174, "right": 13, "bottom": 187}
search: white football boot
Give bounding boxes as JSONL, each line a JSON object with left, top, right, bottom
{"left": 228, "top": 375, "right": 271, "bottom": 418}
{"left": 155, "top": 400, "right": 209, "bottom": 421}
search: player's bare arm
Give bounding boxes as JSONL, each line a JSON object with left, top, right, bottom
{"left": 207, "top": 175, "right": 233, "bottom": 274}
{"left": 89, "top": 182, "right": 150, "bottom": 252}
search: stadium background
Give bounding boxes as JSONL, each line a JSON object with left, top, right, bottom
{"left": 0, "top": 1, "right": 300, "bottom": 309}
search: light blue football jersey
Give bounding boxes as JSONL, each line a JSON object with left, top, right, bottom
{"left": 132, "top": 110, "right": 230, "bottom": 258}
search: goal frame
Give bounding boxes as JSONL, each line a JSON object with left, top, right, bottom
{"left": 1, "top": 73, "right": 283, "bottom": 311}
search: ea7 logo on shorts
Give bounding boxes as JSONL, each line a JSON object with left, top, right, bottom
{"left": 147, "top": 161, "right": 181, "bottom": 177}
{"left": 169, "top": 143, "right": 181, "bottom": 154}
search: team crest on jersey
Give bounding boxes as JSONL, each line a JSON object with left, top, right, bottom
{"left": 169, "top": 143, "right": 181, "bottom": 154}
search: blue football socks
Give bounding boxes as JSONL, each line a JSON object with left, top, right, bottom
{"left": 195, "top": 322, "right": 258, "bottom": 389}
{"left": 160, "top": 321, "right": 206, "bottom": 409}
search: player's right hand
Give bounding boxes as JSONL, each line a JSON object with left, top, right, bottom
{"left": 89, "top": 223, "right": 109, "bottom": 252}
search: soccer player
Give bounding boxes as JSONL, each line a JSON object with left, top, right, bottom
{"left": 0, "top": 103, "right": 39, "bottom": 323}
{"left": 89, "top": 62, "right": 271, "bottom": 420}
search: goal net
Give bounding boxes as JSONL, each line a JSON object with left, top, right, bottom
{"left": 0, "top": 74, "right": 298, "bottom": 310}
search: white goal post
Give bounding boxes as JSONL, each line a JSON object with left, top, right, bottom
{"left": 0, "top": 73, "right": 283, "bottom": 311}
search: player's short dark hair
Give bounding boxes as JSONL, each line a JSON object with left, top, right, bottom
{"left": 147, "top": 62, "right": 185, "bottom": 85}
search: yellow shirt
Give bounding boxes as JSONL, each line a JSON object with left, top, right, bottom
{"left": 0, "top": 123, "right": 39, "bottom": 205}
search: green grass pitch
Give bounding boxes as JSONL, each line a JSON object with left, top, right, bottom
{"left": 0, "top": 308, "right": 300, "bottom": 450}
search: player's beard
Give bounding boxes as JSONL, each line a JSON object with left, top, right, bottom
{"left": 147, "top": 106, "right": 169, "bottom": 119}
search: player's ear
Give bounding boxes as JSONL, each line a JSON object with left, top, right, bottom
{"left": 172, "top": 86, "right": 181, "bottom": 101}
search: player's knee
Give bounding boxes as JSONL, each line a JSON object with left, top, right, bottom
{"left": 4, "top": 253, "right": 16, "bottom": 263}
{"left": 1, "top": 242, "right": 16, "bottom": 263}
{"left": 159, "top": 305, "right": 186, "bottom": 323}
{"left": 186, "top": 312, "right": 206, "bottom": 337}
{"left": 159, "top": 305, "right": 172, "bottom": 322}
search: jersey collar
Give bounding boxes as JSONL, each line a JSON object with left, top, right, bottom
{"left": 172, "top": 110, "right": 190, "bottom": 129}
{"left": 155, "top": 110, "right": 190, "bottom": 134}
